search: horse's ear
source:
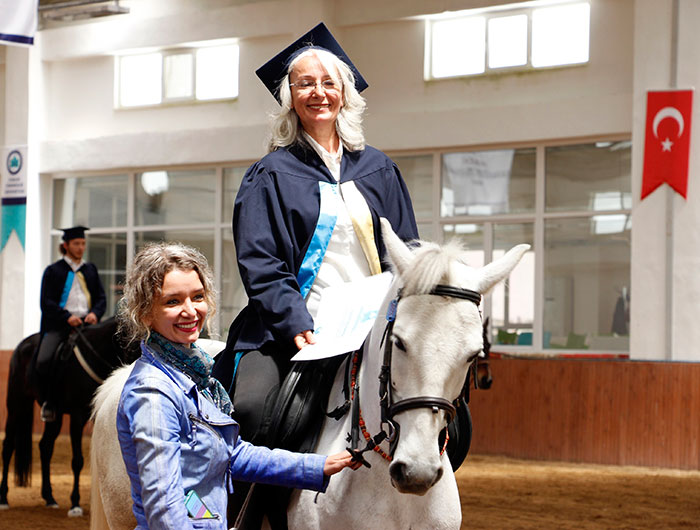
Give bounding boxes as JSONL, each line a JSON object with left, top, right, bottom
{"left": 380, "top": 218, "right": 413, "bottom": 276}
{"left": 477, "top": 244, "right": 530, "bottom": 294}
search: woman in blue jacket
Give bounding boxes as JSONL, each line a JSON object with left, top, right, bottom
{"left": 116, "top": 242, "right": 359, "bottom": 529}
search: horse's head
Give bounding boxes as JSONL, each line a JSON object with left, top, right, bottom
{"left": 379, "top": 218, "right": 528, "bottom": 495}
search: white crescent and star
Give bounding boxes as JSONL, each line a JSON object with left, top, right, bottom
{"left": 652, "top": 106, "right": 685, "bottom": 152}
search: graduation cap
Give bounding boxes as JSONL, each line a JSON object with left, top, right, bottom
{"left": 255, "top": 22, "right": 369, "bottom": 103}
{"left": 61, "top": 226, "right": 89, "bottom": 241}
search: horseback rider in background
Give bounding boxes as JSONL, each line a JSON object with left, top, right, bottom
{"left": 33, "top": 225, "right": 106, "bottom": 422}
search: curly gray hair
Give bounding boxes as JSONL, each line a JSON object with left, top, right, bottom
{"left": 118, "top": 242, "right": 216, "bottom": 344}
{"left": 267, "top": 47, "right": 367, "bottom": 152}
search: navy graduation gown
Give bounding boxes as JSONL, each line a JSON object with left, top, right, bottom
{"left": 39, "top": 259, "right": 107, "bottom": 334}
{"left": 226, "top": 143, "right": 418, "bottom": 356}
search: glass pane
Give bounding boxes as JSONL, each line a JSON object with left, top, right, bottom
{"left": 545, "top": 142, "right": 632, "bottom": 212}
{"left": 50, "top": 232, "right": 126, "bottom": 320}
{"left": 136, "top": 169, "right": 216, "bottom": 226}
{"left": 441, "top": 224, "right": 485, "bottom": 267}
{"left": 532, "top": 2, "right": 590, "bottom": 67}
{"left": 53, "top": 175, "right": 128, "bottom": 228}
{"left": 223, "top": 167, "right": 247, "bottom": 224}
{"left": 491, "top": 223, "right": 535, "bottom": 347}
{"left": 87, "top": 232, "right": 127, "bottom": 320}
{"left": 134, "top": 230, "right": 217, "bottom": 338}
{"left": 488, "top": 14, "right": 528, "bottom": 69}
{"left": 164, "top": 53, "right": 193, "bottom": 100}
{"left": 416, "top": 222, "right": 434, "bottom": 242}
{"left": 394, "top": 155, "right": 433, "bottom": 220}
{"left": 196, "top": 45, "right": 239, "bottom": 100}
{"left": 221, "top": 229, "right": 248, "bottom": 341}
{"left": 430, "top": 17, "right": 485, "bottom": 78}
{"left": 119, "top": 53, "right": 162, "bottom": 107}
{"left": 544, "top": 216, "right": 630, "bottom": 352}
{"left": 441, "top": 148, "right": 535, "bottom": 216}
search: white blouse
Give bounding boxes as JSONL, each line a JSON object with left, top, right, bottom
{"left": 303, "top": 134, "right": 372, "bottom": 321}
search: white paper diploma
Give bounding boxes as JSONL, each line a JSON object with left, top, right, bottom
{"left": 290, "top": 272, "right": 394, "bottom": 362}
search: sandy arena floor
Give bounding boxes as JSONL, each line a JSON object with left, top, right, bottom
{"left": 1, "top": 435, "right": 699, "bottom": 529}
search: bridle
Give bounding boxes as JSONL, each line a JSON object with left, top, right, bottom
{"left": 345, "top": 283, "right": 482, "bottom": 467}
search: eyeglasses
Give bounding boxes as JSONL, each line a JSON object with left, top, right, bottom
{"left": 289, "top": 79, "right": 340, "bottom": 93}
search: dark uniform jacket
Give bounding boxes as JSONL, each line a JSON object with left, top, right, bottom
{"left": 40, "top": 259, "right": 107, "bottom": 334}
{"left": 225, "top": 143, "right": 418, "bottom": 357}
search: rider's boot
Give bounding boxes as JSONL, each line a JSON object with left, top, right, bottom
{"left": 41, "top": 401, "right": 56, "bottom": 423}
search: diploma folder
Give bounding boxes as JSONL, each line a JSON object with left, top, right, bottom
{"left": 291, "top": 272, "right": 393, "bottom": 362}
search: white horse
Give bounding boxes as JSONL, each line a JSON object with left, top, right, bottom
{"left": 90, "top": 220, "right": 528, "bottom": 530}
{"left": 287, "top": 219, "right": 528, "bottom": 529}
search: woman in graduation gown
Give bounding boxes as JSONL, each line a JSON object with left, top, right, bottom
{"left": 213, "top": 23, "right": 419, "bottom": 444}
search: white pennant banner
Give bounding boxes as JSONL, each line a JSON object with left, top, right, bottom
{"left": 0, "top": 0, "right": 39, "bottom": 46}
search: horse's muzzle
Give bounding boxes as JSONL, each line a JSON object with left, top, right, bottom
{"left": 389, "top": 460, "right": 444, "bottom": 495}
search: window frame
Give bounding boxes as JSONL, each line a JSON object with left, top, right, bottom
{"left": 47, "top": 134, "right": 630, "bottom": 356}
{"left": 424, "top": 0, "right": 591, "bottom": 81}
{"left": 115, "top": 41, "right": 240, "bottom": 109}
{"left": 388, "top": 134, "right": 631, "bottom": 358}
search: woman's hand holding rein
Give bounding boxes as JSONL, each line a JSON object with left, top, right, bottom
{"left": 323, "top": 450, "right": 363, "bottom": 475}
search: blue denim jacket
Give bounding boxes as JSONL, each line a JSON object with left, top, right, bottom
{"left": 117, "top": 343, "right": 327, "bottom": 530}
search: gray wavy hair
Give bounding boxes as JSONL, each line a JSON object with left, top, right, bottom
{"left": 267, "top": 47, "right": 367, "bottom": 152}
{"left": 118, "top": 242, "right": 216, "bottom": 344}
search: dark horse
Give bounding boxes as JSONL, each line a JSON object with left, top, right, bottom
{"left": 0, "top": 317, "right": 138, "bottom": 516}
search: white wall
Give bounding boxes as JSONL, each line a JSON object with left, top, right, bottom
{"left": 36, "top": 0, "right": 634, "bottom": 172}
{"left": 630, "top": 0, "right": 700, "bottom": 362}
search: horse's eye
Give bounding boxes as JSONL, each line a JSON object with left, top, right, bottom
{"left": 394, "top": 337, "right": 406, "bottom": 351}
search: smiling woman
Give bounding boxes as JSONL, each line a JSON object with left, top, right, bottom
{"left": 101, "top": 242, "right": 359, "bottom": 529}
{"left": 145, "top": 269, "right": 208, "bottom": 344}
{"left": 211, "top": 22, "right": 420, "bottom": 525}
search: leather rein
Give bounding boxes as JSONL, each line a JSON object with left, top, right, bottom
{"left": 342, "top": 284, "right": 482, "bottom": 467}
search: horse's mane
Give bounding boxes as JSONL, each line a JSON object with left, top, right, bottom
{"left": 396, "top": 239, "right": 471, "bottom": 296}
{"left": 90, "top": 364, "right": 133, "bottom": 421}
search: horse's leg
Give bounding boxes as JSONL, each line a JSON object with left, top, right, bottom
{"left": 67, "top": 409, "right": 89, "bottom": 517}
{"left": 2, "top": 338, "right": 38, "bottom": 508}
{"left": 39, "top": 417, "right": 62, "bottom": 508}
{"left": 0, "top": 422, "right": 14, "bottom": 508}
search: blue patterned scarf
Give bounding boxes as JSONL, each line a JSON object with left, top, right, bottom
{"left": 147, "top": 332, "right": 233, "bottom": 417}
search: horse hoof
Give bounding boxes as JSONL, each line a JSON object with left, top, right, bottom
{"left": 68, "top": 506, "right": 84, "bottom": 517}
{"left": 0, "top": 503, "right": 8, "bottom": 510}
{"left": 47, "top": 502, "right": 59, "bottom": 509}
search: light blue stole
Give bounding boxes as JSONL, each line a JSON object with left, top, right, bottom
{"left": 296, "top": 181, "right": 340, "bottom": 298}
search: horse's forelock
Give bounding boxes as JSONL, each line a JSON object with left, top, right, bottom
{"left": 399, "top": 239, "right": 469, "bottom": 296}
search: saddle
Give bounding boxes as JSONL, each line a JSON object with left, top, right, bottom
{"left": 231, "top": 355, "right": 344, "bottom": 530}
{"left": 262, "top": 355, "right": 346, "bottom": 452}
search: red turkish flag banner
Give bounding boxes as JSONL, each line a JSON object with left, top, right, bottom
{"left": 642, "top": 89, "right": 693, "bottom": 199}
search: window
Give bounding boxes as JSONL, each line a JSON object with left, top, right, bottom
{"left": 51, "top": 165, "right": 249, "bottom": 337}
{"left": 135, "top": 169, "right": 216, "bottom": 226}
{"left": 393, "top": 155, "right": 434, "bottom": 238}
{"left": 433, "top": 139, "right": 631, "bottom": 354}
{"left": 51, "top": 139, "right": 630, "bottom": 354}
{"left": 53, "top": 175, "right": 128, "bottom": 228}
{"left": 117, "top": 42, "right": 239, "bottom": 107}
{"left": 441, "top": 148, "right": 536, "bottom": 216}
{"left": 426, "top": 1, "right": 590, "bottom": 79}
